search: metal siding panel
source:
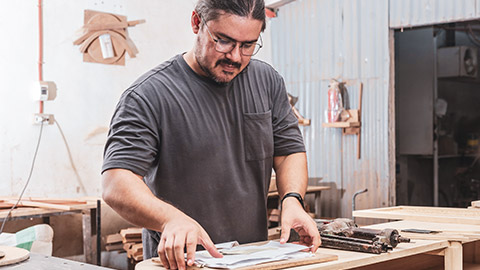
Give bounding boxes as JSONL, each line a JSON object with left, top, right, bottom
{"left": 390, "top": 0, "right": 478, "bottom": 28}
{"left": 478, "top": 0, "right": 480, "bottom": 16}
{"left": 271, "top": 0, "right": 390, "bottom": 218}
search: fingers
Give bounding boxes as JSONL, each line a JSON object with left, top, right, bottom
{"left": 158, "top": 237, "right": 170, "bottom": 269}
{"left": 164, "top": 235, "right": 178, "bottom": 269}
{"left": 185, "top": 232, "right": 197, "bottom": 267}
{"left": 294, "top": 223, "right": 321, "bottom": 253}
{"left": 199, "top": 230, "right": 223, "bottom": 258}
{"left": 173, "top": 235, "right": 187, "bottom": 270}
{"left": 280, "top": 222, "right": 292, "bottom": 244}
{"left": 309, "top": 226, "right": 321, "bottom": 253}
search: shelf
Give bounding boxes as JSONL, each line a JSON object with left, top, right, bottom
{"left": 322, "top": 122, "right": 360, "bottom": 128}
{"left": 298, "top": 118, "right": 311, "bottom": 126}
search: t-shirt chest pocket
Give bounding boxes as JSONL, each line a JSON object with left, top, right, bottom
{"left": 242, "top": 110, "right": 274, "bottom": 161}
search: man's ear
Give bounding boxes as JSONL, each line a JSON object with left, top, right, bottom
{"left": 191, "top": 11, "right": 201, "bottom": 34}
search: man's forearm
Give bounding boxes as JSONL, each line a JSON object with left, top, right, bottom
{"left": 102, "top": 168, "right": 179, "bottom": 233}
{"left": 273, "top": 152, "right": 308, "bottom": 198}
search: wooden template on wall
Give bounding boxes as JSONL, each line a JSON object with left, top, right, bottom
{"left": 73, "top": 10, "right": 145, "bottom": 66}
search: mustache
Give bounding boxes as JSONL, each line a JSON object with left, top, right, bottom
{"left": 215, "top": 59, "right": 241, "bottom": 69}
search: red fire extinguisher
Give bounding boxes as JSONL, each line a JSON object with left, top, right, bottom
{"left": 327, "top": 80, "right": 343, "bottom": 123}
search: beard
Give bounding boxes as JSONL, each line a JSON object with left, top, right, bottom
{"left": 195, "top": 53, "right": 242, "bottom": 85}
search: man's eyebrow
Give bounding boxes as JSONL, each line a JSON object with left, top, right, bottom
{"left": 216, "top": 32, "right": 258, "bottom": 44}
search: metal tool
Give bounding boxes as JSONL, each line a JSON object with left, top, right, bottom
{"left": 317, "top": 218, "right": 410, "bottom": 254}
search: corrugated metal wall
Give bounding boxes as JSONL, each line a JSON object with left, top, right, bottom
{"left": 390, "top": 0, "right": 480, "bottom": 29}
{"left": 270, "top": 0, "right": 480, "bottom": 219}
{"left": 270, "top": 0, "right": 392, "bottom": 218}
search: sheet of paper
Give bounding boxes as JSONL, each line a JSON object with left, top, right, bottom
{"left": 194, "top": 241, "right": 313, "bottom": 269}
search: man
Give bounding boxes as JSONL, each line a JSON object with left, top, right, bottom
{"left": 102, "top": 0, "right": 320, "bottom": 269}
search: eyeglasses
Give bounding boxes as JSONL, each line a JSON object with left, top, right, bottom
{"left": 200, "top": 17, "right": 263, "bottom": 56}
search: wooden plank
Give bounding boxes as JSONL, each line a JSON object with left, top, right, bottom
{"left": 472, "top": 200, "right": 480, "bottom": 208}
{"left": 26, "top": 198, "right": 88, "bottom": 205}
{"left": 353, "top": 206, "right": 480, "bottom": 225}
{"left": 400, "top": 232, "right": 470, "bottom": 242}
{"left": 0, "top": 202, "right": 98, "bottom": 220}
{"left": 105, "top": 233, "right": 122, "bottom": 244}
{"left": 4, "top": 200, "right": 73, "bottom": 211}
{"left": 365, "top": 220, "right": 480, "bottom": 235}
{"left": 137, "top": 239, "right": 449, "bottom": 270}
{"left": 322, "top": 122, "right": 360, "bottom": 128}
{"left": 149, "top": 252, "right": 337, "bottom": 270}
{"left": 120, "top": 227, "right": 142, "bottom": 239}
{"left": 105, "top": 243, "right": 124, "bottom": 251}
{"left": 123, "top": 238, "right": 142, "bottom": 244}
{"left": 0, "top": 202, "right": 14, "bottom": 209}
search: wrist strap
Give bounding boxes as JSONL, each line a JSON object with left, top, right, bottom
{"left": 281, "top": 192, "right": 305, "bottom": 209}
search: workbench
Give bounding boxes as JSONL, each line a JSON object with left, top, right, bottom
{"left": 351, "top": 206, "right": 480, "bottom": 269}
{"left": 136, "top": 219, "right": 480, "bottom": 270}
{"left": 0, "top": 200, "right": 101, "bottom": 265}
{"left": 0, "top": 252, "right": 112, "bottom": 270}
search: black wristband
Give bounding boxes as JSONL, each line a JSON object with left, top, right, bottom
{"left": 281, "top": 192, "right": 305, "bottom": 209}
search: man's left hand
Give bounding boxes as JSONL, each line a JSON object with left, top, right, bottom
{"left": 279, "top": 197, "right": 321, "bottom": 253}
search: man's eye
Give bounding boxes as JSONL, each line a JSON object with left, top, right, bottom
{"left": 242, "top": 43, "right": 254, "bottom": 49}
{"left": 218, "top": 39, "right": 233, "bottom": 46}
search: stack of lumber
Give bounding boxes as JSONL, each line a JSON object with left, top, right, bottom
{"left": 105, "top": 233, "right": 124, "bottom": 252}
{"left": 120, "top": 227, "right": 143, "bottom": 262}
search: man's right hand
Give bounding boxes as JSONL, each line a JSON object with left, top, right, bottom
{"left": 102, "top": 169, "right": 222, "bottom": 270}
{"left": 157, "top": 211, "right": 223, "bottom": 270}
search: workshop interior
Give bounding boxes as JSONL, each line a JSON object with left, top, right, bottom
{"left": 1, "top": 0, "right": 480, "bottom": 269}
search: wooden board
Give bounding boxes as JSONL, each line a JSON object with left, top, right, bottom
{"left": 0, "top": 201, "right": 99, "bottom": 220}
{"left": 365, "top": 220, "right": 480, "bottom": 242}
{"left": 0, "top": 246, "right": 30, "bottom": 266}
{"left": 353, "top": 206, "right": 480, "bottom": 225}
{"left": 472, "top": 200, "right": 480, "bottom": 208}
{"left": 137, "top": 252, "right": 338, "bottom": 270}
{"left": 106, "top": 233, "right": 123, "bottom": 244}
{"left": 120, "top": 227, "right": 142, "bottom": 239}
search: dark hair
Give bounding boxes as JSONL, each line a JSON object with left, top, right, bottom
{"left": 195, "top": 0, "right": 266, "bottom": 32}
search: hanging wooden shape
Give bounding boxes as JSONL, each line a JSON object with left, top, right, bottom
{"left": 74, "top": 10, "right": 144, "bottom": 66}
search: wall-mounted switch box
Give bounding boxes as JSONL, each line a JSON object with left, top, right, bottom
{"left": 39, "top": 81, "right": 57, "bottom": 101}
{"left": 34, "top": 113, "right": 55, "bottom": 125}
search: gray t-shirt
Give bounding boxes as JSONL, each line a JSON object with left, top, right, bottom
{"left": 102, "top": 54, "right": 305, "bottom": 258}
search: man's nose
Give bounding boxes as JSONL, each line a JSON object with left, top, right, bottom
{"left": 226, "top": 43, "right": 242, "bottom": 63}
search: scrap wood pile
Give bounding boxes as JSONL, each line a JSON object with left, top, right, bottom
{"left": 105, "top": 227, "right": 143, "bottom": 262}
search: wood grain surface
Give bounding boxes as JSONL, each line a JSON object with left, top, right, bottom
{"left": 137, "top": 252, "right": 338, "bottom": 270}
{"left": 353, "top": 206, "right": 480, "bottom": 225}
{"left": 0, "top": 246, "right": 30, "bottom": 266}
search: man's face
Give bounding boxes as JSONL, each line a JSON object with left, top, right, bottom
{"left": 193, "top": 13, "right": 263, "bottom": 84}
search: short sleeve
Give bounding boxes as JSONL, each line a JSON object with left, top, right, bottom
{"left": 102, "top": 90, "right": 160, "bottom": 176}
{"left": 271, "top": 75, "right": 306, "bottom": 156}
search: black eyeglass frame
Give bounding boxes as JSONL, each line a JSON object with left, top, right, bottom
{"left": 198, "top": 15, "right": 263, "bottom": 57}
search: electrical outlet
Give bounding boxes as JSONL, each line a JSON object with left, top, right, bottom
{"left": 33, "top": 113, "right": 55, "bottom": 125}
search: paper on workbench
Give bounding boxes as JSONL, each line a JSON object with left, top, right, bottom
{"left": 194, "top": 241, "right": 313, "bottom": 269}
